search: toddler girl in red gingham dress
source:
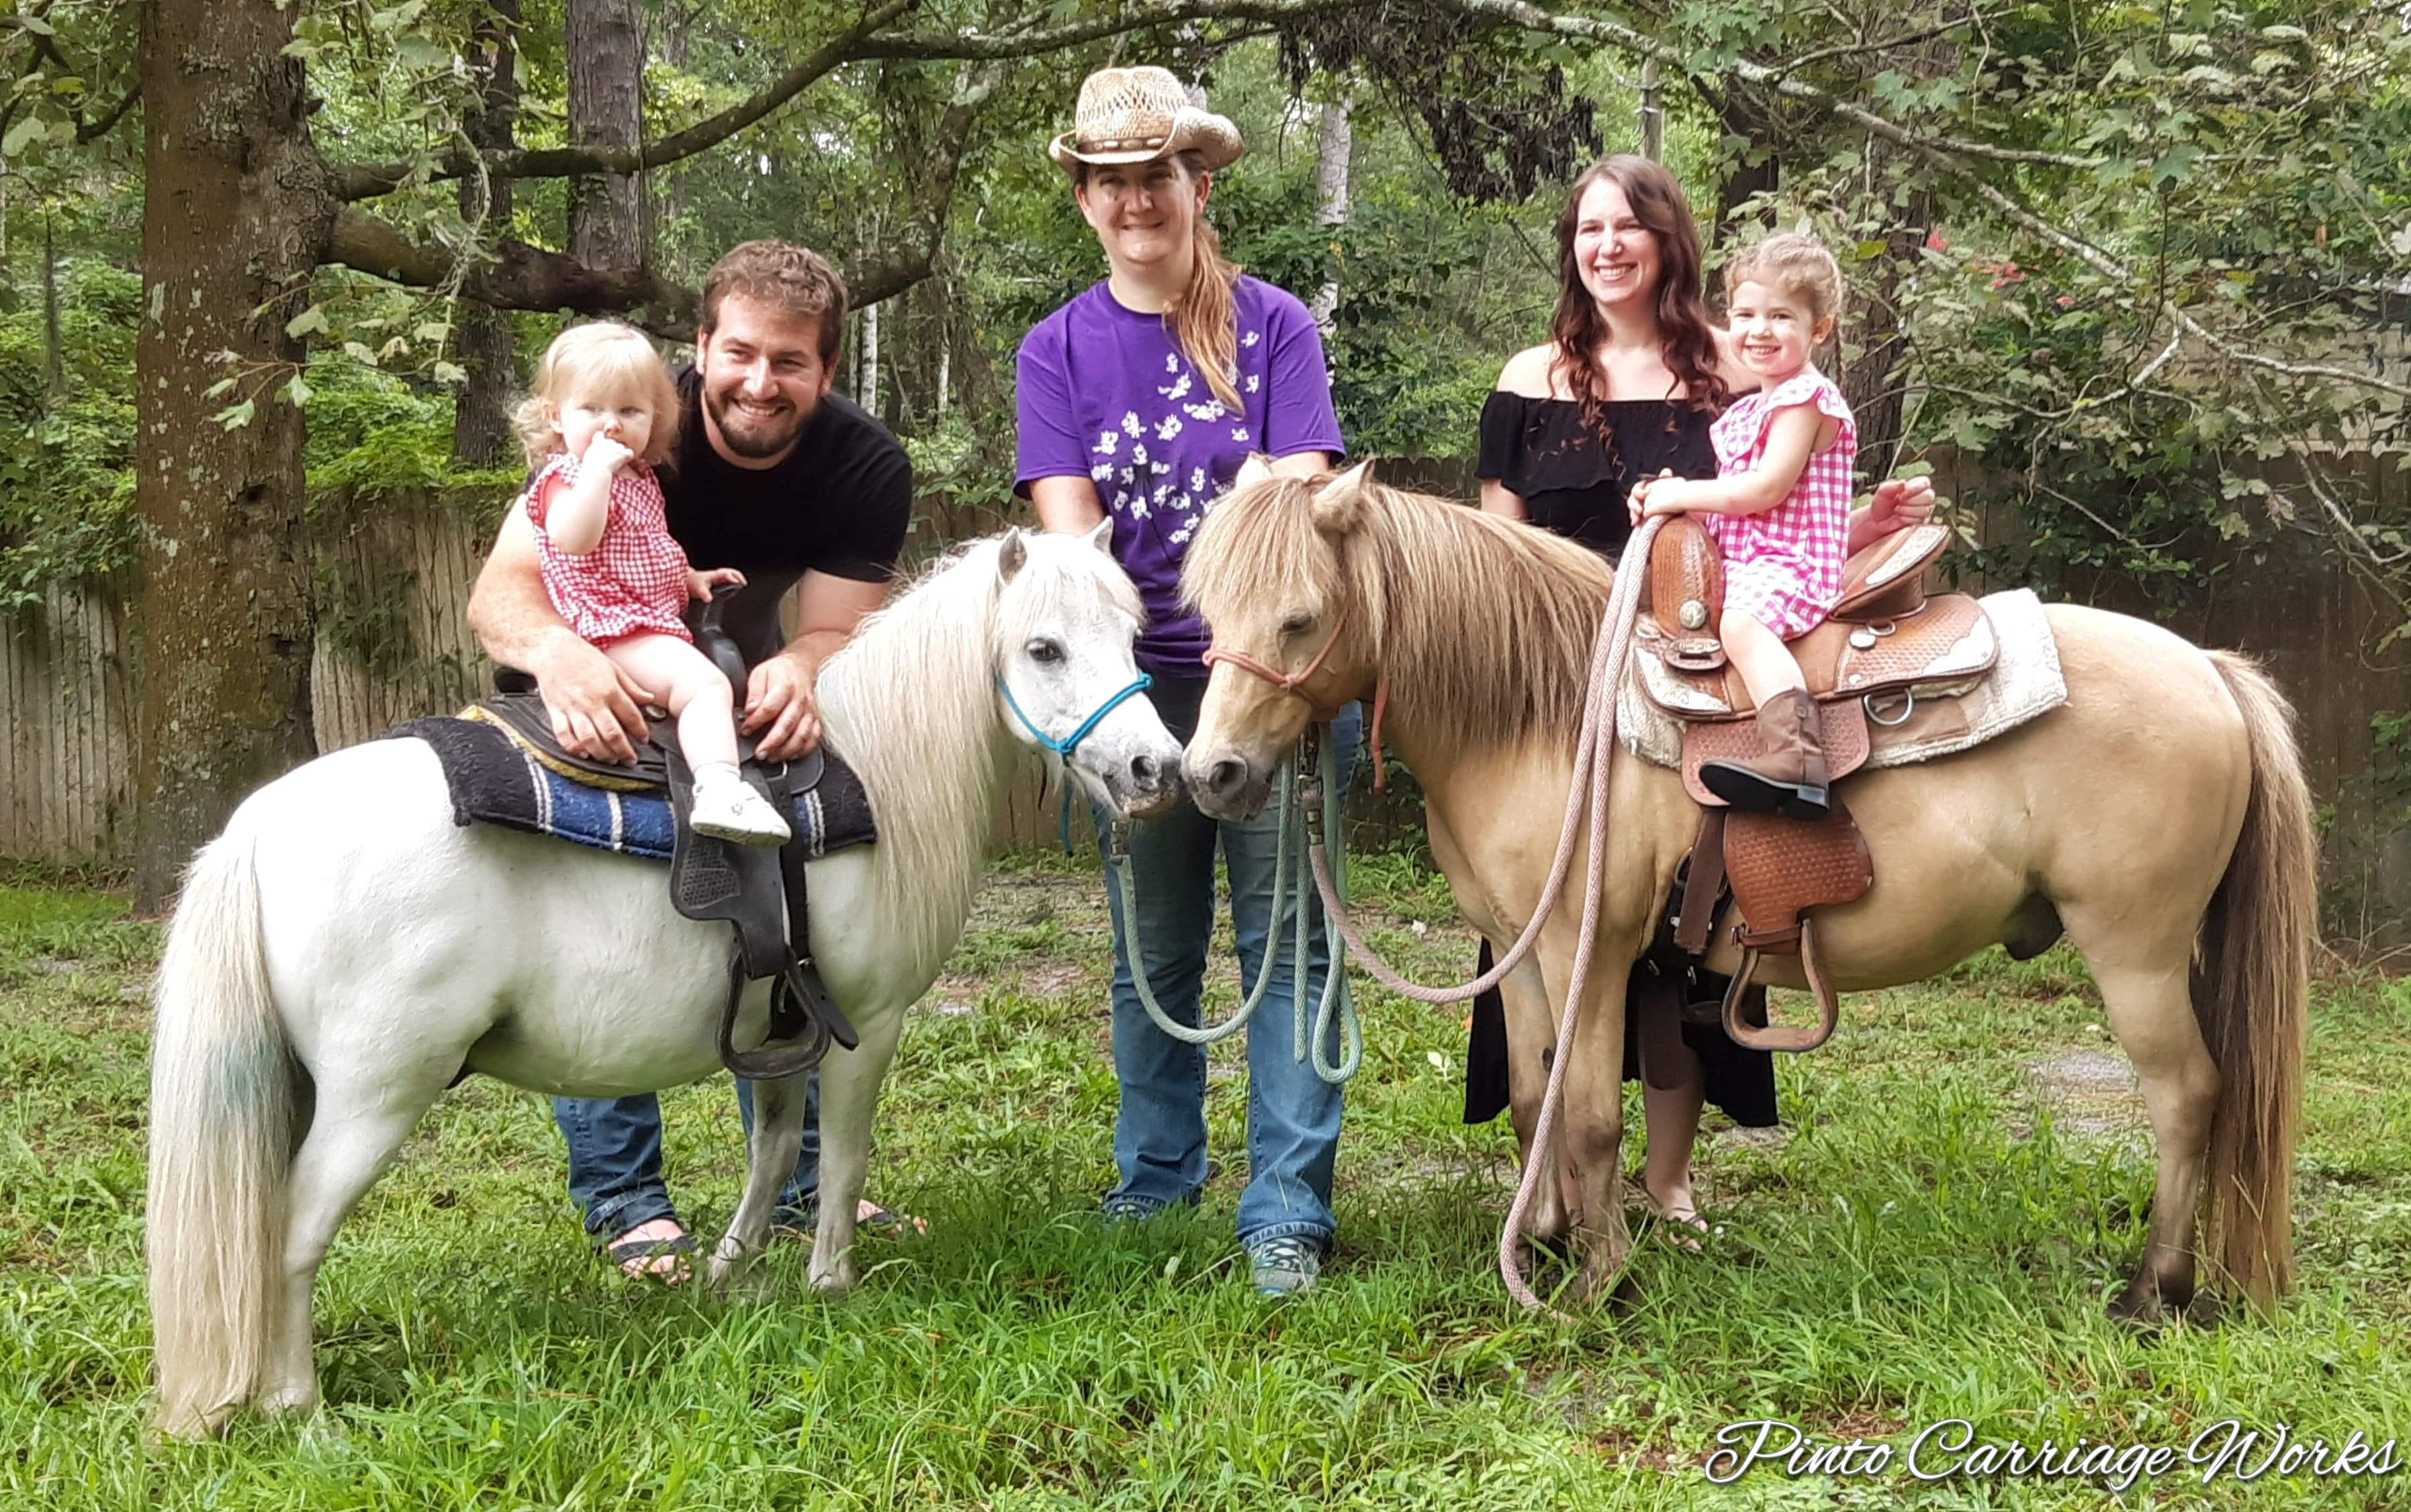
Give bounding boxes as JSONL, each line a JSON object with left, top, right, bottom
{"left": 1631, "top": 233, "right": 1858, "bottom": 820}
{"left": 513, "top": 321, "right": 792, "bottom": 845}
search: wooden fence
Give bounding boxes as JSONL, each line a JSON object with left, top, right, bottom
{"left": 5, "top": 475, "right": 2407, "bottom": 945}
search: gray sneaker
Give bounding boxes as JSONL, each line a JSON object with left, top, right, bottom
{"left": 1247, "top": 1235, "right": 1322, "bottom": 1296}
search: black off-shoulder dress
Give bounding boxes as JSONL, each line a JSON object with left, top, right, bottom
{"left": 1462, "top": 390, "right": 1778, "bottom": 1129}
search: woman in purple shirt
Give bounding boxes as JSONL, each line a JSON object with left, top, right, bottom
{"left": 1016, "top": 66, "right": 1359, "bottom": 1296}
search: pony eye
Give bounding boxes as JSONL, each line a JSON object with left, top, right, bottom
{"left": 1279, "top": 613, "right": 1314, "bottom": 637}
{"left": 1028, "top": 639, "right": 1064, "bottom": 665}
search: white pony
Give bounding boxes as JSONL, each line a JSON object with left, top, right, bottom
{"left": 146, "top": 525, "right": 1183, "bottom": 1438}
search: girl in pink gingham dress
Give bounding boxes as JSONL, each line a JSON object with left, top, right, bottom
{"left": 512, "top": 322, "right": 791, "bottom": 845}
{"left": 1631, "top": 233, "right": 1858, "bottom": 819}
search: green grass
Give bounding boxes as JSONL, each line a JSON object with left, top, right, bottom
{"left": 4, "top": 858, "right": 2409, "bottom": 1509}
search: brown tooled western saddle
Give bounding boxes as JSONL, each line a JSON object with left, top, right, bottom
{"left": 1631, "top": 517, "right": 1997, "bottom": 1059}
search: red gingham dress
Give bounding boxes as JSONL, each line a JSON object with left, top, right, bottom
{"left": 1705, "top": 369, "right": 1858, "bottom": 641}
{"left": 522, "top": 452, "right": 693, "bottom": 647}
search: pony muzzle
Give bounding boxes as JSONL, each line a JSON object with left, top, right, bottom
{"left": 1104, "top": 745, "right": 1184, "bottom": 818}
{"left": 1184, "top": 745, "right": 1272, "bottom": 820}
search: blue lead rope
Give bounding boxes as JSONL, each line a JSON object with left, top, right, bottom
{"left": 997, "top": 673, "right": 1154, "bottom": 854}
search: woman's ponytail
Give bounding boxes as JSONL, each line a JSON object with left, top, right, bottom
{"left": 1163, "top": 154, "right": 1244, "bottom": 412}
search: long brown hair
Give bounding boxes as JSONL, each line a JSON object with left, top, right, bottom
{"left": 1548, "top": 156, "right": 1727, "bottom": 434}
{"left": 1078, "top": 152, "right": 1244, "bottom": 413}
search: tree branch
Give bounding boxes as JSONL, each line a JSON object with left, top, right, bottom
{"left": 7, "top": 3, "right": 138, "bottom": 145}
{"left": 850, "top": 0, "right": 1368, "bottom": 58}
{"left": 848, "top": 60, "right": 1003, "bottom": 309}
{"left": 1935, "top": 163, "right": 2411, "bottom": 403}
{"left": 75, "top": 84, "right": 138, "bottom": 143}
{"left": 327, "top": 207, "right": 701, "bottom": 336}
{"left": 1771, "top": 7, "right": 2007, "bottom": 79}
{"left": 328, "top": 186, "right": 955, "bottom": 336}
{"left": 1408, "top": 0, "right": 2100, "bottom": 167}
{"left": 331, "top": 0, "right": 919, "bottom": 200}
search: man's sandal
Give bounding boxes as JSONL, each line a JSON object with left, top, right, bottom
{"left": 604, "top": 1231, "right": 697, "bottom": 1282}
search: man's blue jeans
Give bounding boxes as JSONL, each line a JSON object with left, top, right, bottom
{"left": 555, "top": 1076, "right": 818, "bottom": 1239}
{"left": 1099, "top": 675, "right": 1362, "bottom": 1254}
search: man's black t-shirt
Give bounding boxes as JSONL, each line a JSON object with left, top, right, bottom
{"left": 659, "top": 366, "right": 913, "bottom": 663}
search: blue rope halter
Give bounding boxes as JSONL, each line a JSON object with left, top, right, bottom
{"left": 997, "top": 672, "right": 1154, "bottom": 853}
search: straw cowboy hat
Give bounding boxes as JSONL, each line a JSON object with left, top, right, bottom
{"left": 1048, "top": 66, "right": 1244, "bottom": 173}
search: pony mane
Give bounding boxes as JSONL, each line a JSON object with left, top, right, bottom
{"left": 816, "top": 532, "right": 1143, "bottom": 980}
{"left": 1186, "top": 475, "right": 1614, "bottom": 755}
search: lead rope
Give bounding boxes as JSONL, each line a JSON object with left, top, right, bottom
{"left": 1304, "top": 518, "right": 1663, "bottom": 1311}
{"left": 1111, "top": 727, "right": 1361, "bottom": 1080}
{"left": 1300, "top": 729, "right": 1361, "bottom": 1082}
{"left": 1109, "top": 761, "right": 1301, "bottom": 1047}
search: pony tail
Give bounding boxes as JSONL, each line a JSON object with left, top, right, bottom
{"left": 1169, "top": 216, "right": 1244, "bottom": 413}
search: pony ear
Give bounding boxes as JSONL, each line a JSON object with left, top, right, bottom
{"left": 1230, "top": 453, "right": 1274, "bottom": 495}
{"left": 999, "top": 528, "right": 1028, "bottom": 583}
{"left": 1308, "top": 461, "right": 1373, "bottom": 537}
{"left": 1081, "top": 516, "right": 1113, "bottom": 554}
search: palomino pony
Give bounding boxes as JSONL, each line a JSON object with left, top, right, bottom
{"left": 1181, "top": 467, "right": 2314, "bottom": 1314}
{"left": 147, "top": 526, "right": 1183, "bottom": 1437}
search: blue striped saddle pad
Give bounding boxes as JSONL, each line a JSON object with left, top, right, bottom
{"left": 382, "top": 715, "right": 875, "bottom": 862}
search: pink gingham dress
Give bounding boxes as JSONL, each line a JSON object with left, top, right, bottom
{"left": 1705, "top": 369, "right": 1858, "bottom": 641}
{"left": 522, "top": 452, "right": 694, "bottom": 647}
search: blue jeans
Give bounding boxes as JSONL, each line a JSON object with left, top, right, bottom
{"left": 555, "top": 1075, "right": 819, "bottom": 1240}
{"left": 1099, "top": 676, "right": 1362, "bottom": 1254}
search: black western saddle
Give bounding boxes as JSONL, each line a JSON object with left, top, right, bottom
{"left": 485, "top": 586, "right": 860, "bottom": 1080}
{"left": 1631, "top": 518, "right": 1999, "bottom": 1057}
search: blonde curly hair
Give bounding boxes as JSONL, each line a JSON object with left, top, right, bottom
{"left": 1721, "top": 232, "right": 1846, "bottom": 329}
{"left": 511, "top": 322, "right": 682, "bottom": 471}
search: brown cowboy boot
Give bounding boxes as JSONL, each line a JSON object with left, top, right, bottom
{"left": 1700, "top": 689, "right": 1830, "bottom": 820}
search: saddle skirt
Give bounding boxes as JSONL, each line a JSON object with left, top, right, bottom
{"left": 383, "top": 708, "right": 876, "bottom": 863}
{"left": 1619, "top": 586, "right": 2067, "bottom": 790}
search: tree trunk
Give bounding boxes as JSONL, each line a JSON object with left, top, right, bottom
{"left": 1309, "top": 97, "right": 1352, "bottom": 336}
{"left": 453, "top": 0, "right": 522, "bottom": 468}
{"left": 1639, "top": 59, "right": 1664, "bottom": 163}
{"left": 1840, "top": 171, "right": 1931, "bottom": 485}
{"left": 133, "top": 0, "right": 332, "bottom": 907}
{"left": 656, "top": 0, "right": 696, "bottom": 271}
{"left": 1711, "top": 91, "right": 1781, "bottom": 248}
{"left": 42, "top": 211, "right": 62, "bottom": 404}
{"left": 860, "top": 296, "right": 879, "bottom": 416}
{"left": 565, "top": 0, "right": 645, "bottom": 269}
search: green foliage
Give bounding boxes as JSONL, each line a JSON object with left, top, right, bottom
{"left": 1736, "top": 0, "right": 2411, "bottom": 636}
{"left": 0, "top": 258, "right": 139, "bottom": 612}
{"left": 300, "top": 358, "right": 521, "bottom": 516}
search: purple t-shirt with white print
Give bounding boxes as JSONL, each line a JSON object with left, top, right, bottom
{"left": 1015, "top": 275, "right": 1345, "bottom": 676}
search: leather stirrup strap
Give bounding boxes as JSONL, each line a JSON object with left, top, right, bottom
{"left": 1721, "top": 916, "right": 1841, "bottom": 1053}
{"left": 771, "top": 781, "right": 859, "bottom": 1055}
{"left": 1632, "top": 956, "right": 1689, "bottom": 1092}
{"left": 1674, "top": 808, "right": 1727, "bottom": 956}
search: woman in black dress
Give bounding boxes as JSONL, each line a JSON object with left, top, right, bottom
{"left": 1468, "top": 156, "right": 1934, "bottom": 1233}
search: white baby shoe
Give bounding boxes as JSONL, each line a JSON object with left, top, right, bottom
{"left": 688, "top": 763, "right": 792, "bottom": 847}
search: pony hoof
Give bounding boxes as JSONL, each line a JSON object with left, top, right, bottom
{"left": 808, "top": 1261, "right": 858, "bottom": 1297}
{"left": 258, "top": 1384, "right": 321, "bottom": 1421}
{"left": 1572, "top": 1249, "right": 1636, "bottom": 1307}
{"left": 150, "top": 1401, "right": 238, "bottom": 1444}
{"left": 2107, "top": 1282, "right": 2212, "bottom": 1330}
